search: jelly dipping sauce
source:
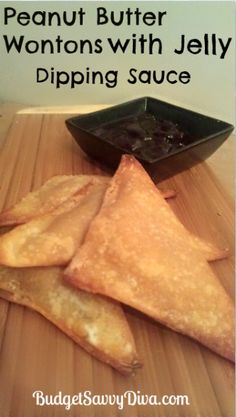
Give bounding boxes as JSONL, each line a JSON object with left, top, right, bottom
{"left": 90, "top": 112, "right": 192, "bottom": 161}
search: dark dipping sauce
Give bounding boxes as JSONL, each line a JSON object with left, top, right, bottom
{"left": 90, "top": 112, "right": 192, "bottom": 161}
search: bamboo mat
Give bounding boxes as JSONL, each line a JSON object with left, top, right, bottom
{"left": 0, "top": 114, "right": 234, "bottom": 417}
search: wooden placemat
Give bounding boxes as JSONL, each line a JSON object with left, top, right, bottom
{"left": 0, "top": 114, "right": 234, "bottom": 417}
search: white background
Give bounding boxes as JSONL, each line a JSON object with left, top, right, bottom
{"left": 0, "top": 1, "right": 235, "bottom": 123}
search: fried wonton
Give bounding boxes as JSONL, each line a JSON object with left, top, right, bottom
{"left": 0, "top": 175, "right": 108, "bottom": 226}
{"left": 0, "top": 174, "right": 176, "bottom": 227}
{"left": 0, "top": 176, "right": 179, "bottom": 268}
{"left": 0, "top": 182, "right": 108, "bottom": 267}
{"left": 0, "top": 266, "right": 140, "bottom": 374}
{"left": 65, "top": 155, "right": 234, "bottom": 362}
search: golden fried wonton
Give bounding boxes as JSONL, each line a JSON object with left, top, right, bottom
{"left": 0, "top": 174, "right": 176, "bottom": 227}
{"left": 0, "top": 175, "right": 108, "bottom": 226}
{"left": 65, "top": 155, "right": 234, "bottom": 362}
{"left": 0, "top": 182, "right": 108, "bottom": 267}
{"left": 0, "top": 265, "right": 140, "bottom": 373}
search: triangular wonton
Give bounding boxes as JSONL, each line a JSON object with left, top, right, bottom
{"left": 65, "top": 155, "right": 234, "bottom": 361}
{"left": 0, "top": 175, "right": 108, "bottom": 226}
{"left": 0, "top": 181, "right": 108, "bottom": 267}
{"left": 0, "top": 173, "right": 225, "bottom": 262}
{"left": 0, "top": 265, "right": 140, "bottom": 374}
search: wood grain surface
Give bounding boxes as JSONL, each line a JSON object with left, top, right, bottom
{"left": 0, "top": 114, "right": 234, "bottom": 417}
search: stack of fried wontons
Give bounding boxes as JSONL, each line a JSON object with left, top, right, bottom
{"left": 0, "top": 156, "right": 234, "bottom": 373}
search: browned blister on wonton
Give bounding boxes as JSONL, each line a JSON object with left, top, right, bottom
{"left": 0, "top": 265, "right": 140, "bottom": 374}
{"left": 65, "top": 155, "right": 234, "bottom": 362}
{"left": 0, "top": 175, "right": 109, "bottom": 226}
{"left": 0, "top": 181, "right": 108, "bottom": 267}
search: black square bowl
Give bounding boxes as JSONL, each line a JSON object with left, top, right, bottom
{"left": 66, "top": 97, "right": 234, "bottom": 181}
